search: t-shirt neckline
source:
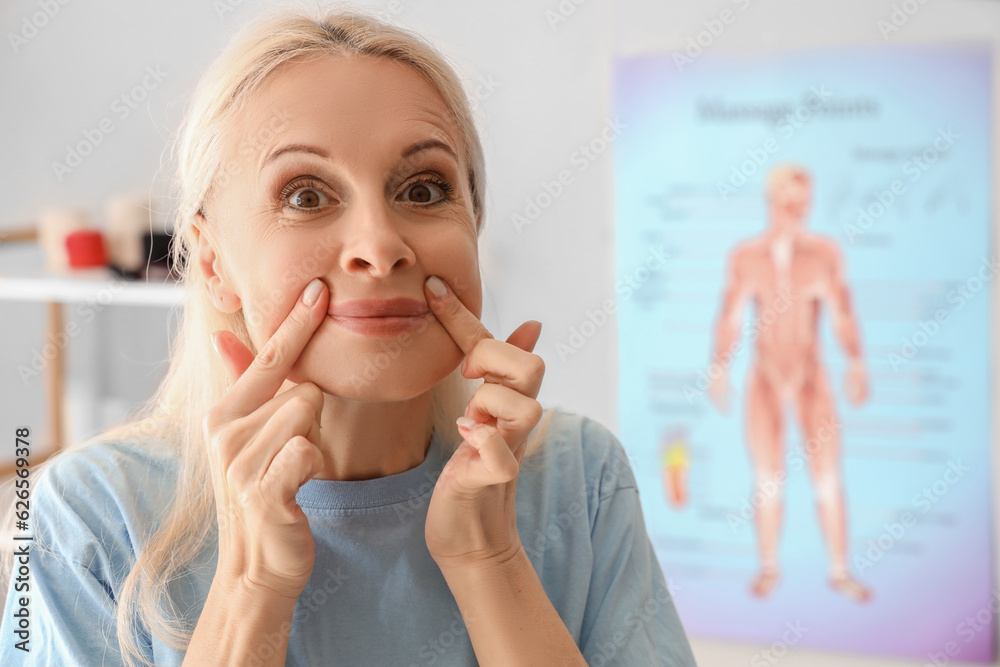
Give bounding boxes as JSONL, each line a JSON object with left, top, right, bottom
{"left": 294, "top": 429, "right": 447, "bottom": 511}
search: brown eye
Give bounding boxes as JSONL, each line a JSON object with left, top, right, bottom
{"left": 404, "top": 180, "right": 447, "bottom": 204}
{"left": 290, "top": 188, "right": 323, "bottom": 209}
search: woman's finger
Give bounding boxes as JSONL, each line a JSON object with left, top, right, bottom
{"left": 206, "top": 380, "right": 323, "bottom": 531}
{"left": 463, "top": 383, "right": 542, "bottom": 450}
{"left": 207, "top": 381, "right": 325, "bottom": 464}
{"left": 424, "top": 275, "right": 494, "bottom": 356}
{"left": 247, "top": 380, "right": 325, "bottom": 444}
{"left": 461, "top": 338, "right": 545, "bottom": 399}
{"left": 505, "top": 320, "right": 542, "bottom": 353}
{"left": 232, "top": 388, "right": 324, "bottom": 493}
{"left": 211, "top": 278, "right": 329, "bottom": 424}
{"left": 260, "top": 435, "right": 325, "bottom": 520}
{"left": 453, "top": 422, "right": 519, "bottom": 488}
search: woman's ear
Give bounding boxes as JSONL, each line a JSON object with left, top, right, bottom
{"left": 193, "top": 211, "right": 242, "bottom": 314}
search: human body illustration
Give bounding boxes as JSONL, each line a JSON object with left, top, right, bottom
{"left": 709, "top": 164, "right": 871, "bottom": 602}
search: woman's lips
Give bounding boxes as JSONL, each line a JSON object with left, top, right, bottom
{"left": 330, "top": 298, "right": 427, "bottom": 317}
{"left": 327, "top": 312, "right": 429, "bottom": 336}
{"left": 326, "top": 298, "right": 430, "bottom": 337}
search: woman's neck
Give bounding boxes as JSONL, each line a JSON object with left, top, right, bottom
{"left": 279, "top": 379, "right": 436, "bottom": 481}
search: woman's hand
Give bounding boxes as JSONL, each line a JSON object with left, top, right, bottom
{"left": 422, "top": 275, "right": 545, "bottom": 572}
{"left": 203, "top": 278, "right": 330, "bottom": 601}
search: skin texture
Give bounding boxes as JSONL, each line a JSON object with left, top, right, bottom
{"left": 195, "top": 54, "right": 481, "bottom": 481}
{"left": 709, "top": 167, "right": 871, "bottom": 602}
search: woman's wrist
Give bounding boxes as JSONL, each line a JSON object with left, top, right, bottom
{"left": 213, "top": 571, "right": 301, "bottom": 615}
{"left": 184, "top": 573, "right": 299, "bottom": 666}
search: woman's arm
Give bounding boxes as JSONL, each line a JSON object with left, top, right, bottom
{"left": 183, "top": 575, "right": 299, "bottom": 666}
{"left": 439, "top": 546, "right": 588, "bottom": 667}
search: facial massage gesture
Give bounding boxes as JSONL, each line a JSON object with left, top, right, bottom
{"left": 422, "top": 274, "right": 544, "bottom": 571}
{"left": 202, "top": 273, "right": 544, "bottom": 606}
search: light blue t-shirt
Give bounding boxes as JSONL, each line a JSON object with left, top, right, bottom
{"left": 0, "top": 409, "right": 696, "bottom": 666}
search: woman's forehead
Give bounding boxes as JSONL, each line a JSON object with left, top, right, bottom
{"left": 225, "top": 55, "right": 463, "bottom": 171}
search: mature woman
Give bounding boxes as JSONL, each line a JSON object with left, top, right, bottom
{"left": 0, "top": 8, "right": 696, "bottom": 666}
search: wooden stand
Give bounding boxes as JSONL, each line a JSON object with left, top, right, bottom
{"left": 0, "top": 227, "right": 65, "bottom": 477}
{"left": 0, "top": 226, "right": 182, "bottom": 478}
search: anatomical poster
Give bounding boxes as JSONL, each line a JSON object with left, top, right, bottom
{"left": 613, "top": 43, "right": 994, "bottom": 662}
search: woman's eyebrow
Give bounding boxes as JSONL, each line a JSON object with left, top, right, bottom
{"left": 260, "top": 144, "right": 329, "bottom": 172}
{"left": 259, "top": 139, "right": 458, "bottom": 173}
{"left": 401, "top": 139, "right": 458, "bottom": 162}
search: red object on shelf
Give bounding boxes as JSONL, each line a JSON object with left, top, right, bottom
{"left": 65, "top": 230, "right": 108, "bottom": 268}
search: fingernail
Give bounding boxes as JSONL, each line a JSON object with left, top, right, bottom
{"left": 210, "top": 331, "right": 221, "bottom": 356}
{"left": 426, "top": 276, "right": 447, "bottom": 299}
{"left": 302, "top": 278, "right": 323, "bottom": 306}
{"left": 456, "top": 416, "right": 477, "bottom": 431}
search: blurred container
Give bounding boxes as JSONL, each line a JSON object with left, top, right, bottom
{"left": 38, "top": 207, "right": 92, "bottom": 272}
{"left": 65, "top": 229, "right": 108, "bottom": 268}
{"left": 106, "top": 193, "right": 151, "bottom": 277}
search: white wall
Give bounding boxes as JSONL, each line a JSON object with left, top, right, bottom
{"left": 1, "top": 0, "right": 998, "bottom": 665}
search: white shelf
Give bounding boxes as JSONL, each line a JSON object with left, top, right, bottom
{"left": 0, "top": 243, "right": 184, "bottom": 307}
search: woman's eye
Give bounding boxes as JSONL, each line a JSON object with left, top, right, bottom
{"left": 404, "top": 181, "right": 446, "bottom": 204}
{"left": 287, "top": 187, "right": 329, "bottom": 209}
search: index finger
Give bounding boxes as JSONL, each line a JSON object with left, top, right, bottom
{"left": 424, "top": 275, "right": 492, "bottom": 356}
{"left": 221, "top": 277, "right": 329, "bottom": 417}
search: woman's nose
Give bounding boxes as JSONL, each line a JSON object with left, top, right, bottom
{"left": 338, "top": 196, "right": 416, "bottom": 277}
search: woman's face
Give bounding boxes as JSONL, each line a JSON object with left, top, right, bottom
{"left": 199, "top": 55, "right": 481, "bottom": 401}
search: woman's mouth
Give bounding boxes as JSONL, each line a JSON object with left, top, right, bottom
{"left": 327, "top": 298, "right": 430, "bottom": 337}
{"left": 327, "top": 313, "right": 430, "bottom": 336}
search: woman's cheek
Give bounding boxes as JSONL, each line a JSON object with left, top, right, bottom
{"left": 453, "top": 267, "right": 483, "bottom": 319}
{"left": 242, "top": 286, "right": 297, "bottom": 346}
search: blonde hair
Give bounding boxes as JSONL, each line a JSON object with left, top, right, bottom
{"left": 2, "top": 6, "right": 552, "bottom": 666}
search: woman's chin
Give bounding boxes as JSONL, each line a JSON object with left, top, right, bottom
{"left": 287, "top": 356, "right": 461, "bottom": 402}
{"left": 284, "top": 323, "right": 465, "bottom": 401}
